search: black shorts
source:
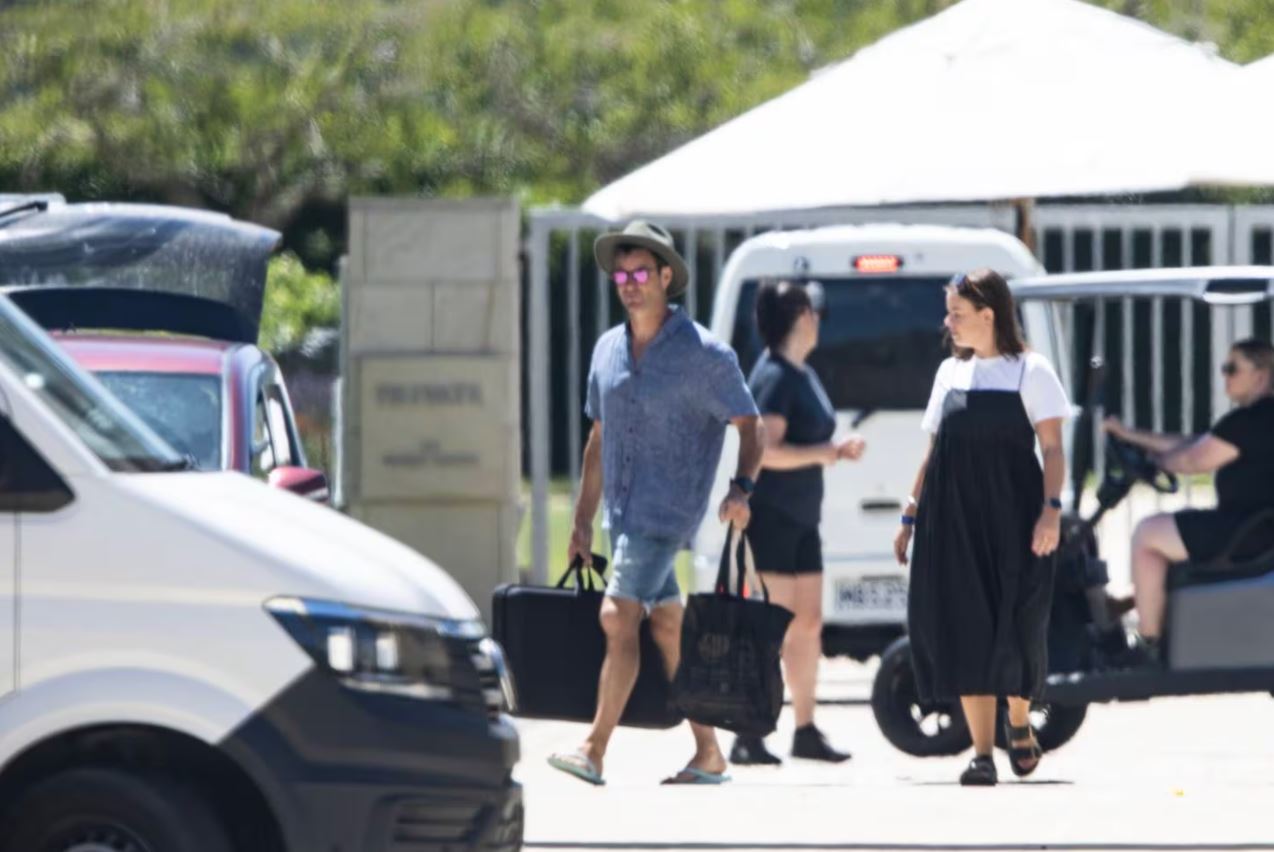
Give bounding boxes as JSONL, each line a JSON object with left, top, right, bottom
{"left": 746, "top": 503, "right": 823, "bottom": 575}
{"left": 1175, "top": 508, "right": 1274, "bottom": 563}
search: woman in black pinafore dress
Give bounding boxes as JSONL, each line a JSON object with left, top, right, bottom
{"left": 894, "top": 269, "right": 1070, "bottom": 787}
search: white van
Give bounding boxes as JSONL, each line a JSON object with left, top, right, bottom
{"left": 694, "top": 224, "right": 1052, "bottom": 659}
{"left": 0, "top": 294, "right": 520, "bottom": 849}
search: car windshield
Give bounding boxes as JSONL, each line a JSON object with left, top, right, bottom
{"left": 0, "top": 298, "right": 187, "bottom": 472}
{"left": 731, "top": 276, "right": 951, "bottom": 411}
{"left": 95, "top": 372, "right": 222, "bottom": 471}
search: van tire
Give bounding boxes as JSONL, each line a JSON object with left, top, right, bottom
{"left": 871, "top": 637, "right": 972, "bottom": 757}
{"left": 1035, "top": 703, "right": 1087, "bottom": 751}
{"left": 0, "top": 767, "right": 232, "bottom": 852}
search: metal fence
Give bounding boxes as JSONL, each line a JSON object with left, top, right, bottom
{"left": 524, "top": 204, "right": 1274, "bottom": 582}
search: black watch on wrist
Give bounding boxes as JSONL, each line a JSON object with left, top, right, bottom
{"left": 730, "top": 476, "right": 755, "bottom": 496}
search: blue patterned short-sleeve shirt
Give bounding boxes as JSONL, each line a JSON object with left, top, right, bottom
{"left": 586, "top": 307, "right": 758, "bottom": 546}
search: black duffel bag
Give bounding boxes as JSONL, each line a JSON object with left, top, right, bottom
{"left": 492, "top": 554, "right": 683, "bottom": 729}
{"left": 673, "top": 525, "right": 793, "bottom": 736}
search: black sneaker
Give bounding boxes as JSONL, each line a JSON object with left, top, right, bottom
{"left": 959, "top": 754, "right": 997, "bottom": 786}
{"left": 1089, "top": 624, "right": 1133, "bottom": 671}
{"left": 730, "top": 735, "right": 782, "bottom": 766}
{"left": 791, "top": 724, "right": 851, "bottom": 763}
{"left": 1103, "top": 633, "right": 1162, "bottom": 670}
{"left": 1117, "top": 635, "right": 1162, "bottom": 669}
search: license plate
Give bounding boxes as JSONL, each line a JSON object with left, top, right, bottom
{"left": 834, "top": 576, "right": 908, "bottom": 614}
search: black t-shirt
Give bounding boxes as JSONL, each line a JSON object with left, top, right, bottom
{"left": 1211, "top": 396, "right": 1274, "bottom": 513}
{"left": 748, "top": 351, "right": 837, "bottom": 526}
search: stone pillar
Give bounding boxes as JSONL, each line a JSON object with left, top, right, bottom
{"left": 342, "top": 198, "right": 520, "bottom": 624}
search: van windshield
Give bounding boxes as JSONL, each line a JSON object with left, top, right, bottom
{"left": 0, "top": 298, "right": 188, "bottom": 472}
{"left": 731, "top": 276, "right": 949, "bottom": 411}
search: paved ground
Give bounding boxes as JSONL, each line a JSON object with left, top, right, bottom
{"left": 513, "top": 658, "right": 1274, "bottom": 852}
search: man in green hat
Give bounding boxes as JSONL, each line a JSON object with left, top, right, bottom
{"left": 548, "top": 220, "right": 765, "bottom": 786}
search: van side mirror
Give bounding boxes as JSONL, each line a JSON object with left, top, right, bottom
{"left": 267, "top": 466, "right": 330, "bottom": 503}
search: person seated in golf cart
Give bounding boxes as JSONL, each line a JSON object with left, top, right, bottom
{"left": 1103, "top": 338, "right": 1274, "bottom": 665}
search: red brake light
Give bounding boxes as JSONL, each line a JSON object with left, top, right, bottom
{"left": 853, "top": 255, "right": 903, "bottom": 273}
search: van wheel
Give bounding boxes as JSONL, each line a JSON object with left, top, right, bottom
{"left": 871, "top": 637, "right": 972, "bottom": 756}
{"left": 0, "top": 768, "right": 232, "bottom": 852}
{"left": 995, "top": 702, "right": 1089, "bottom": 753}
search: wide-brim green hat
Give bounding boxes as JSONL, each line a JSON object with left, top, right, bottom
{"left": 594, "top": 220, "right": 689, "bottom": 299}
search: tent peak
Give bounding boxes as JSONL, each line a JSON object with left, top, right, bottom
{"left": 581, "top": 0, "right": 1268, "bottom": 220}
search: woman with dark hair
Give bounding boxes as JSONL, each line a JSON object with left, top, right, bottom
{"left": 1103, "top": 338, "right": 1274, "bottom": 665}
{"left": 730, "top": 280, "right": 865, "bottom": 767}
{"left": 894, "top": 268, "right": 1070, "bottom": 786}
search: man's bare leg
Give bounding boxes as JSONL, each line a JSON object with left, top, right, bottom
{"left": 649, "top": 602, "right": 728, "bottom": 775}
{"left": 576, "top": 596, "right": 645, "bottom": 777}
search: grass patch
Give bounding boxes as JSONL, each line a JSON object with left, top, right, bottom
{"left": 517, "top": 480, "right": 695, "bottom": 591}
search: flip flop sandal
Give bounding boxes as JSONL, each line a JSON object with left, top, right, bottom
{"left": 660, "top": 767, "right": 732, "bottom": 785}
{"left": 548, "top": 751, "right": 605, "bottom": 786}
{"left": 1004, "top": 720, "right": 1042, "bottom": 778}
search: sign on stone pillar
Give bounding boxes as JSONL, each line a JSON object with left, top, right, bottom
{"left": 342, "top": 198, "right": 520, "bottom": 623}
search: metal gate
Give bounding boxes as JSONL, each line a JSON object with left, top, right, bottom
{"left": 1234, "top": 205, "right": 1274, "bottom": 350}
{"left": 524, "top": 203, "right": 1274, "bottom": 583}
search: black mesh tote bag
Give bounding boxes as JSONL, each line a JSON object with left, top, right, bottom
{"left": 672, "top": 525, "right": 793, "bottom": 736}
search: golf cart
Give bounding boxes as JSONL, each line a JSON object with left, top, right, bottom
{"left": 871, "top": 267, "right": 1274, "bottom": 757}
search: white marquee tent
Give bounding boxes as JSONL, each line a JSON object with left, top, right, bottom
{"left": 584, "top": 0, "right": 1274, "bottom": 219}
{"left": 1246, "top": 53, "right": 1274, "bottom": 81}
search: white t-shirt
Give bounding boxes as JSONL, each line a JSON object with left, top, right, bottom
{"left": 921, "top": 352, "right": 1072, "bottom": 434}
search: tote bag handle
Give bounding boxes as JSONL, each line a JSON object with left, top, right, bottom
{"left": 714, "top": 524, "right": 769, "bottom": 603}
{"left": 557, "top": 554, "right": 609, "bottom": 592}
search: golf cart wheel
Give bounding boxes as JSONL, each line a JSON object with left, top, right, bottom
{"left": 871, "top": 637, "right": 972, "bottom": 756}
{"left": 996, "top": 701, "right": 1088, "bottom": 753}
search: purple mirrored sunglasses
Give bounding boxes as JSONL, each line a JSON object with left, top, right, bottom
{"left": 612, "top": 268, "right": 653, "bottom": 286}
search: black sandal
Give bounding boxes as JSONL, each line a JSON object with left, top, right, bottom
{"left": 1004, "top": 720, "right": 1042, "bottom": 778}
{"left": 959, "top": 754, "right": 997, "bottom": 786}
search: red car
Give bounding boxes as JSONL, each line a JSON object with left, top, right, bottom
{"left": 53, "top": 332, "right": 329, "bottom": 500}
{"left": 0, "top": 199, "right": 329, "bottom": 500}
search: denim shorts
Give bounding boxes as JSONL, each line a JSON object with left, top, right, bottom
{"left": 606, "top": 531, "right": 682, "bottom": 611}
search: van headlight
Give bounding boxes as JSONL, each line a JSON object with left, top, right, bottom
{"left": 265, "top": 596, "right": 510, "bottom": 708}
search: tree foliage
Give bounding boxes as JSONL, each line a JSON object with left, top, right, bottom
{"left": 1091, "top": 0, "right": 1274, "bottom": 61}
{"left": 2, "top": 0, "right": 1271, "bottom": 347}
{"left": 259, "top": 251, "right": 339, "bottom": 354}
{"left": 4, "top": 1, "right": 1269, "bottom": 253}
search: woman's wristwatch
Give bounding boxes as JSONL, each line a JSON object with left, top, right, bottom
{"left": 1047, "top": 496, "right": 1063, "bottom": 510}
{"left": 900, "top": 495, "right": 918, "bottom": 526}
